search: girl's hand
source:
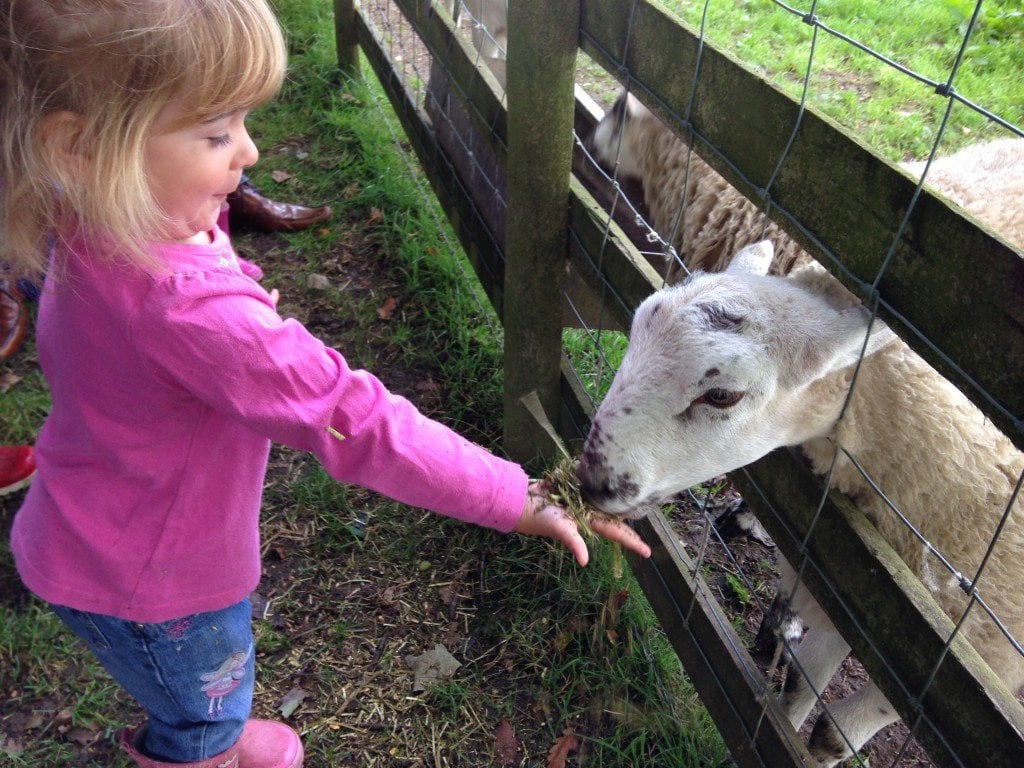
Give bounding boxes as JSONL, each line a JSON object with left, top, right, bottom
{"left": 513, "top": 482, "right": 652, "bottom": 566}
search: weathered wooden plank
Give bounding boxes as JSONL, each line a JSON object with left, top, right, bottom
{"left": 502, "top": 1, "right": 582, "bottom": 464}
{"left": 579, "top": 0, "right": 1024, "bottom": 451}
{"left": 356, "top": 10, "right": 507, "bottom": 314}
{"left": 566, "top": 175, "right": 661, "bottom": 333}
{"left": 391, "top": 0, "right": 507, "bottom": 152}
{"left": 731, "top": 449, "right": 1024, "bottom": 768}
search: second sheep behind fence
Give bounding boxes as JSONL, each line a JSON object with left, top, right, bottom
{"left": 587, "top": 90, "right": 1024, "bottom": 284}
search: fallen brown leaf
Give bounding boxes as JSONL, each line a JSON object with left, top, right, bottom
{"left": 1, "top": 736, "right": 24, "bottom": 757}
{"left": 68, "top": 728, "right": 97, "bottom": 746}
{"left": 278, "top": 686, "right": 308, "bottom": 719}
{"left": 0, "top": 372, "right": 21, "bottom": 393}
{"left": 404, "top": 643, "right": 461, "bottom": 693}
{"left": 546, "top": 727, "right": 579, "bottom": 768}
{"left": 493, "top": 717, "right": 519, "bottom": 766}
{"left": 600, "top": 588, "right": 630, "bottom": 628}
{"left": 377, "top": 296, "right": 397, "bottom": 320}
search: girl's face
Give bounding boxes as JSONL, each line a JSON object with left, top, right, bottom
{"left": 145, "top": 100, "right": 259, "bottom": 244}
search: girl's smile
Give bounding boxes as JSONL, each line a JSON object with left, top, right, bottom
{"left": 145, "top": 102, "right": 259, "bottom": 244}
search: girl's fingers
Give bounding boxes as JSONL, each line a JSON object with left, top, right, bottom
{"left": 565, "top": 529, "right": 590, "bottom": 567}
{"left": 590, "top": 517, "right": 652, "bottom": 558}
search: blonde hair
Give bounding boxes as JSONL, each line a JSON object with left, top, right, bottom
{"left": 0, "top": 0, "right": 288, "bottom": 277}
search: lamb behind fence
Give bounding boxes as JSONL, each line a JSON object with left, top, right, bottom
{"left": 575, "top": 242, "right": 1024, "bottom": 766}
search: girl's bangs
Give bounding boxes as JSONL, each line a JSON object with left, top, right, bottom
{"left": 174, "top": 2, "right": 287, "bottom": 122}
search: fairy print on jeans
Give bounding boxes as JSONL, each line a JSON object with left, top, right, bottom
{"left": 200, "top": 644, "right": 252, "bottom": 718}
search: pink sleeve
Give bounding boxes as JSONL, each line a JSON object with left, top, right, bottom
{"left": 237, "top": 257, "right": 264, "bottom": 281}
{"left": 133, "top": 271, "right": 527, "bottom": 532}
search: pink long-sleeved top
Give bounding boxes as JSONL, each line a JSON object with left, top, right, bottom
{"left": 11, "top": 224, "right": 528, "bottom": 622}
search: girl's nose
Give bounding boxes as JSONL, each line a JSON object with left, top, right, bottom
{"left": 237, "top": 129, "right": 259, "bottom": 169}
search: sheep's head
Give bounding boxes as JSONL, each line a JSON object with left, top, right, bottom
{"left": 588, "top": 90, "right": 653, "bottom": 180}
{"left": 576, "top": 242, "right": 895, "bottom": 517}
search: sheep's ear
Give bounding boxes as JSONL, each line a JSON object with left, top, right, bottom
{"left": 624, "top": 91, "right": 649, "bottom": 120}
{"left": 727, "top": 241, "right": 774, "bottom": 276}
{"left": 792, "top": 307, "right": 897, "bottom": 385}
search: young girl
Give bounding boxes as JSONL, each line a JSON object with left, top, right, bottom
{"left": 0, "top": 2, "right": 650, "bottom": 767}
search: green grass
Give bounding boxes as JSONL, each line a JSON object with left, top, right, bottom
{"left": 0, "top": 366, "right": 48, "bottom": 445}
{"left": 661, "top": 0, "right": 1024, "bottom": 160}
{"left": 563, "top": 327, "right": 630, "bottom": 404}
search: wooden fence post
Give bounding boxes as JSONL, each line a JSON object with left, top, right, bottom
{"left": 503, "top": 0, "right": 581, "bottom": 465}
{"left": 333, "top": 0, "right": 360, "bottom": 75}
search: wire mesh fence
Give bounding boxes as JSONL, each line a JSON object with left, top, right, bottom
{"left": 343, "top": 1, "right": 1024, "bottom": 766}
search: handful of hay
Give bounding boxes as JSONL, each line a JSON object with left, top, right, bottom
{"left": 540, "top": 454, "right": 608, "bottom": 537}
{"left": 520, "top": 390, "right": 626, "bottom": 575}
{"left": 539, "top": 454, "right": 625, "bottom": 577}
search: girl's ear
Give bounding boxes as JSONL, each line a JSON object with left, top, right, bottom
{"left": 40, "top": 111, "right": 89, "bottom": 177}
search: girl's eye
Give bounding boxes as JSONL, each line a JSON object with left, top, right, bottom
{"left": 208, "top": 134, "right": 233, "bottom": 148}
{"left": 695, "top": 388, "right": 744, "bottom": 409}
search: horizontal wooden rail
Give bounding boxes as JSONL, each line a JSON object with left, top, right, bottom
{"left": 356, "top": 4, "right": 508, "bottom": 316}
{"left": 392, "top": 0, "right": 507, "bottom": 151}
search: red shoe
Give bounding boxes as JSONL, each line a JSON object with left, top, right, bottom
{"left": 0, "top": 445, "right": 35, "bottom": 496}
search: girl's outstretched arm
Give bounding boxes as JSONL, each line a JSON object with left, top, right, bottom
{"left": 513, "top": 482, "right": 652, "bottom": 566}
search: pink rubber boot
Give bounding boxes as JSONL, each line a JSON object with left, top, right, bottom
{"left": 120, "top": 719, "right": 303, "bottom": 768}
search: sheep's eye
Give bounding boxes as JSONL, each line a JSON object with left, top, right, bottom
{"left": 697, "top": 388, "right": 744, "bottom": 409}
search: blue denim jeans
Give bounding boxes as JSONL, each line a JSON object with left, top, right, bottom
{"left": 52, "top": 599, "right": 254, "bottom": 762}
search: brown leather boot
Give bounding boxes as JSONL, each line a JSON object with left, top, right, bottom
{"left": 226, "top": 181, "right": 331, "bottom": 233}
{"left": 1, "top": 278, "right": 28, "bottom": 361}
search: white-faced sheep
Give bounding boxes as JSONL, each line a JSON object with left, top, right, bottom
{"left": 589, "top": 92, "right": 1024, "bottom": 283}
{"left": 575, "top": 241, "right": 1024, "bottom": 766}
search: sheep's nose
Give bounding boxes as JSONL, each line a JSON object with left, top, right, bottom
{"left": 575, "top": 454, "right": 613, "bottom": 506}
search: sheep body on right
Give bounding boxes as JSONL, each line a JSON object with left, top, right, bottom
{"left": 903, "top": 137, "right": 1024, "bottom": 249}
{"left": 575, "top": 242, "right": 1024, "bottom": 766}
